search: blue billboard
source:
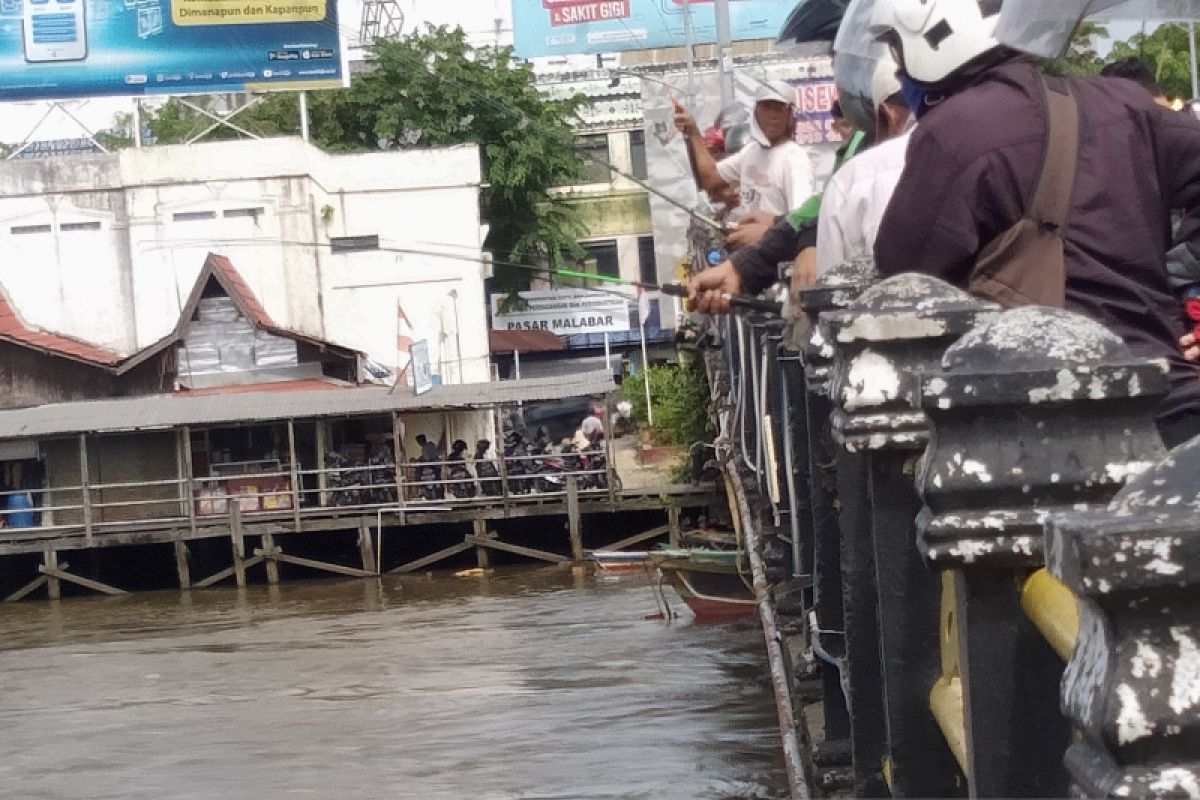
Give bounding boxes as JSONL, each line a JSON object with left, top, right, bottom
{"left": 511, "top": 0, "right": 792, "bottom": 58}
{"left": 0, "top": 0, "right": 343, "bottom": 101}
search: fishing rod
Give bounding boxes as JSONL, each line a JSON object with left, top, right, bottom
{"left": 147, "top": 237, "right": 781, "bottom": 316}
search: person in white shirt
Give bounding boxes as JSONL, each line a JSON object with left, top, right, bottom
{"left": 816, "top": 58, "right": 915, "bottom": 275}
{"left": 673, "top": 82, "right": 815, "bottom": 219}
{"left": 688, "top": 55, "right": 913, "bottom": 315}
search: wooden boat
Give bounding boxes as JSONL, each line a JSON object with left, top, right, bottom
{"left": 590, "top": 550, "right": 651, "bottom": 573}
{"left": 649, "top": 546, "right": 757, "bottom": 622}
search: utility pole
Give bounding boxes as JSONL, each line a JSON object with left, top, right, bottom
{"left": 714, "top": 0, "right": 734, "bottom": 110}
{"left": 682, "top": 0, "right": 696, "bottom": 107}
{"left": 1190, "top": 22, "right": 1199, "bottom": 100}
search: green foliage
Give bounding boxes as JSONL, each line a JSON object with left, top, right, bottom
{"left": 1108, "top": 23, "right": 1198, "bottom": 101}
{"left": 1040, "top": 22, "right": 1108, "bottom": 77}
{"left": 620, "top": 359, "right": 714, "bottom": 447}
{"left": 134, "top": 26, "right": 589, "bottom": 287}
{"left": 144, "top": 94, "right": 302, "bottom": 144}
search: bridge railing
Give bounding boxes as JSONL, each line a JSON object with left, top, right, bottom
{"left": 704, "top": 261, "right": 1200, "bottom": 799}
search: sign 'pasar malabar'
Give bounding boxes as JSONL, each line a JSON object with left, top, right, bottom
{"left": 490, "top": 290, "right": 631, "bottom": 335}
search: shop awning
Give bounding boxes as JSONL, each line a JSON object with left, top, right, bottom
{"left": 0, "top": 372, "right": 616, "bottom": 440}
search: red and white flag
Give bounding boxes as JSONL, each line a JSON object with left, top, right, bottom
{"left": 395, "top": 300, "right": 414, "bottom": 386}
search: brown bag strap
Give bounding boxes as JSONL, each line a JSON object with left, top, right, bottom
{"left": 1030, "top": 75, "right": 1079, "bottom": 233}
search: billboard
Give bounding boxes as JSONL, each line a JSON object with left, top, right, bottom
{"left": 512, "top": 0, "right": 792, "bottom": 58}
{"left": 0, "top": 0, "right": 343, "bottom": 101}
{"left": 490, "top": 290, "right": 631, "bottom": 335}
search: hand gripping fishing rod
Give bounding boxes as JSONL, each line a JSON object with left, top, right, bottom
{"left": 657, "top": 281, "right": 783, "bottom": 316}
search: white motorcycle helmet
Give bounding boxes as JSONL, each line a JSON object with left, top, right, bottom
{"left": 870, "top": 0, "right": 1005, "bottom": 89}
{"left": 833, "top": 0, "right": 896, "bottom": 142}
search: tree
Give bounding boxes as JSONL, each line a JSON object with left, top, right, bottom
{"left": 1040, "top": 22, "right": 1109, "bottom": 77}
{"left": 143, "top": 94, "right": 302, "bottom": 144}
{"left": 1108, "top": 23, "right": 1197, "bottom": 100}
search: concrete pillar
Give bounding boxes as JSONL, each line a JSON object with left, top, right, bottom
{"left": 914, "top": 306, "right": 1170, "bottom": 798}
{"left": 821, "top": 272, "right": 999, "bottom": 797}
{"left": 791, "top": 257, "right": 877, "bottom": 765}
{"left": 1046, "top": 436, "right": 1200, "bottom": 798}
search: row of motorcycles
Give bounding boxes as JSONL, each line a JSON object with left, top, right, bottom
{"left": 323, "top": 437, "right": 616, "bottom": 505}
{"left": 411, "top": 437, "right": 613, "bottom": 502}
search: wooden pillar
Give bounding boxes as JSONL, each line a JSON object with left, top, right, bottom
{"left": 44, "top": 547, "right": 61, "bottom": 600}
{"left": 230, "top": 501, "right": 247, "bottom": 588}
{"left": 261, "top": 531, "right": 280, "bottom": 584}
{"left": 181, "top": 426, "right": 197, "bottom": 536}
{"left": 286, "top": 420, "right": 302, "bottom": 531}
{"left": 357, "top": 518, "right": 377, "bottom": 575}
{"left": 567, "top": 477, "right": 583, "bottom": 562}
{"left": 79, "top": 434, "right": 93, "bottom": 545}
{"left": 473, "top": 518, "right": 489, "bottom": 569}
{"left": 316, "top": 420, "right": 330, "bottom": 506}
{"left": 603, "top": 393, "right": 617, "bottom": 508}
{"left": 668, "top": 505, "right": 681, "bottom": 546}
{"left": 174, "top": 539, "right": 191, "bottom": 589}
{"left": 493, "top": 406, "right": 511, "bottom": 513}
{"left": 391, "top": 411, "right": 407, "bottom": 509}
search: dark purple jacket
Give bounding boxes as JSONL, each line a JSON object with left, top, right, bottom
{"left": 875, "top": 60, "right": 1200, "bottom": 419}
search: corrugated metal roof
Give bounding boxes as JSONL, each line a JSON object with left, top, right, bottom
{"left": 0, "top": 372, "right": 616, "bottom": 440}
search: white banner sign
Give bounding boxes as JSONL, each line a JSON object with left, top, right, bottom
{"left": 411, "top": 339, "right": 434, "bottom": 396}
{"left": 490, "top": 290, "right": 630, "bottom": 335}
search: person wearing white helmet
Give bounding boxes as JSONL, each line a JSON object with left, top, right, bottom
{"left": 870, "top": 0, "right": 1200, "bottom": 448}
{"left": 816, "top": 53, "right": 914, "bottom": 275}
{"left": 672, "top": 80, "right": 815, "bottom": 219}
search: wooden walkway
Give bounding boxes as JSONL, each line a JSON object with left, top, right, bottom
{"left": 0, "top": 482, "right": 719, "bottom": 601}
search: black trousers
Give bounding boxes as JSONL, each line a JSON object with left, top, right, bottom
{"left": 1158, "top": 408, "right": 1200, "bottom": 450}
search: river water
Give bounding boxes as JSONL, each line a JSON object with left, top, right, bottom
{"left": 0, "top": 567, "right": 787, "bottom": 800}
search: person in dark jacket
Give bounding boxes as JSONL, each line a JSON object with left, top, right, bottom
{"left": 870, "top": 0, "right": 1200, "bottom": 448}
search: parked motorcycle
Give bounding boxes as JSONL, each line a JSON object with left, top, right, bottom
{"left": 474, "top": 440, "right": 501, "bottom": 497}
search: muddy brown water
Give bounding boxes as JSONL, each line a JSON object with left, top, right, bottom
{"left": 0, "top": 566, "right": 787, "bottom": 800}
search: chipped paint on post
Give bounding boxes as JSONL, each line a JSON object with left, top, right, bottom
{"left": 1047, "top": 436, "right": 1200, "bottom": 796}
{"left": 915, "top": 307, "right": 1168, "bottom": 570}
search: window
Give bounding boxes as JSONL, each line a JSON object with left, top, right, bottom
{"left": 173, "top": 210, "right": 217, "bottom": 222}
{"left": 637, "top": 236, "right": 657, "bottom": 286}
{"left": 580, "top": 240, "right": 620, "bottom": 285}
{"left": 223, "top": 207, "right": 265, "bottom": 219}
{"left": 10, "top": 224, "right": 51, "bottom": 235}
{"left": 629, "top": 130, "right": 648, "bottom": 181}
{"left": 61, "top": 221, "right": 101, "bottom": 232}
{"left": 330, "top": 234, "right": 380, "bottom": 253}
{"left": 577, "top": 134, "right": 612, "bottom": 185}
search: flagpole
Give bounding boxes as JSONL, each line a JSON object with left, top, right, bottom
{"left": 639, "top": 312, "right": 654, "bottom": 426}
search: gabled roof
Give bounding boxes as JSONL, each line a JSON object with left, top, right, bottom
{"left": 118, "top": 252, "right": 362, "bottom": 374}
{"left": 0, "top": 286, "right": 125, "bottom": 368}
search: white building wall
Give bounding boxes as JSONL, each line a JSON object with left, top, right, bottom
{"left": 0, "top": 138, "right": 488, "bottom": 384}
